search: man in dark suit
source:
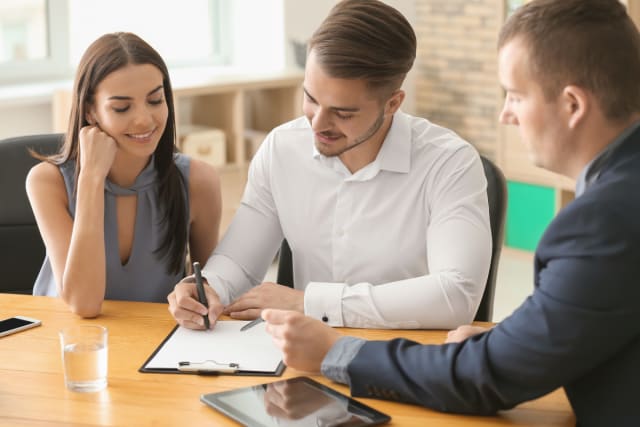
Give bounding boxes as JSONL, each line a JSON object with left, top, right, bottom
{"left": 263, "top": 0, "right": 640, "bottom": 425}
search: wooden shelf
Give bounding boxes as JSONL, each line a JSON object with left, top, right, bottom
{"left": 170, "top": 69, "right": 304, "bottom": 167}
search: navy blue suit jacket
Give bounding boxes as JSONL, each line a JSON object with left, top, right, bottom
{"left": 347, "top": 125, "right": 640, "bottom": 426}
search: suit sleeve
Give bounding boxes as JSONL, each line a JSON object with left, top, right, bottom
{"left": 346, "top": 201, "right": 640, "bottom": 414}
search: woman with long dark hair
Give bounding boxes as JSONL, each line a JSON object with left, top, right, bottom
{"left": 27, "top": 32, "right": 221, "bottom": 317}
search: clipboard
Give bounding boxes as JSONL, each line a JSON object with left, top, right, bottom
{"left": 139, "top": 320, "right": 285, "bottom": 376}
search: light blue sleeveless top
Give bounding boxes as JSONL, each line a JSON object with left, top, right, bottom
{"left": 32, "top": 154, "right": 190, "bottom": 303}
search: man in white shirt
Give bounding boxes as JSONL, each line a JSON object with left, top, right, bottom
{"left": 168, "top": 0, "right": 491, "bottom": 329}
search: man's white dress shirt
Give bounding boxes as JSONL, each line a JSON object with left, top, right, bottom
{"left": 202, "top": 111, "right": 491, "bottom": 329}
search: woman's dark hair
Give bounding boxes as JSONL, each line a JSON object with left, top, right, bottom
{"left": 36, "top": 32, "right": 187, "bottom": 274}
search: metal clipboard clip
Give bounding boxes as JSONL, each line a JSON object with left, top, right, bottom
{"left": 178, "top": 360, "right": 240, "bottom": 374}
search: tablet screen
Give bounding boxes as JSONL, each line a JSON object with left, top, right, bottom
{"left": 200, "top": 376, "right": 391, "bottom": 426}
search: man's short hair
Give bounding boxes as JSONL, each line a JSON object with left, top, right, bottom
{"left": 498, "top": 0, "right": 640, "bottom": 121}
{"left": 308, "top": 0, "right": 416, "bottom": 98}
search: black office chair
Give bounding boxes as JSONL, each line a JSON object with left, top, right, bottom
{"left": 475, "top": 155, "right": 507, "bottom": 322}
{"left": 276, "top": 154, "right": 507, "bottom": 322}
{"left": 0, "top": 134, "right": 63, "bottom": 294}
{"left": 276, "top": 239, "right": 294, "bottom": 290}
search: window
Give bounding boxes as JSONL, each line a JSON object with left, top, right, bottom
{"left": 0, "top": 0, "right": 47, "bottom": 62}
{"left": 67, "top": 0, "right": 229, "bottom": 68}
{"left": 0, "top": 0, "right": 228, "bottom": 84}
{"left": 0, "top": 0, "right": 69, "bottom": 84}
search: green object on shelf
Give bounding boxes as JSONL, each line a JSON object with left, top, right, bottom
{"left": 505, "top": 181, "right": 555, "bottom": 251}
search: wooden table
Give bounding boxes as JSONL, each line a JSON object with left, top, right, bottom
{"left": 0, "top": 294, "right": 575, "bottom": 426}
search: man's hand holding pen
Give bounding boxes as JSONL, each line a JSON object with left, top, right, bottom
{"left": 167, "top": 270, "right": 224, "bottom": 330}
{"left": 168, "top": 265, "right": 306, "bottom": 330}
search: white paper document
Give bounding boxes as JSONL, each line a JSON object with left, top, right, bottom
{"left": 143, "top": 320, "right": 283, "bottom": 374}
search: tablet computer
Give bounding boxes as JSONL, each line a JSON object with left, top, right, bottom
{"left": 200, "top": 376, "right": 391, "bottom": 426}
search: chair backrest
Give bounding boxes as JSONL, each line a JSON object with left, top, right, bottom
{"left": 0, "top": 134, "right": 63, "bottom": 294}
{"left": 276, "top": 239, "right": 294, "bottom": 288}
{"left": 475, "top": 155, "right": 507, "bottom": 322}
{"left": 277, "top": 154, "right": 507, "bottom": 322}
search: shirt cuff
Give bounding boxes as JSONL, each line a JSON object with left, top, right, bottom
{"left": 304, "top": 281, "right": 346, "bottom": 326}
{"left": 321, "top": 336, "right": 366, "bottom": 386}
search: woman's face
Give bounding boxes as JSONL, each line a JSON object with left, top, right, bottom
{"left": 87, "top": 63, "right": 169, "bottom": 160}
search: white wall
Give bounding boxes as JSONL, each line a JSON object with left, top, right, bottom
{"left": 388, "top": 0, "right": 417, "bottom": 114}
{"left": 228, "top": 0, "right": 285, "bottom": 71}
{"left": 283, "top": 0, "right": 336, "bottom": 68}
{"left": 0, "top": 100, "right": 52, "bottom": 139}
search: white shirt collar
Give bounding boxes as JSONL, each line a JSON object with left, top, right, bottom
{"left": 311, "top": 111, "right": 412, "bottom": 181}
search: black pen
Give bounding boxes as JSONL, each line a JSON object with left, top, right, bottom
{"left": 193, "top": 262, "right": 210, "bottom": 329}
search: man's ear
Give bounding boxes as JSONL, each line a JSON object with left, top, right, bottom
{"left": 385, "top": 90, "right": 405, "bottom": 115}
{"left": 562, "top": 85, "right": 589, "bottom": 129}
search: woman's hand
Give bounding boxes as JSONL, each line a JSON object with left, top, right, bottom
{"left": 78, "top": 125, "right": 117, "bottom": 180}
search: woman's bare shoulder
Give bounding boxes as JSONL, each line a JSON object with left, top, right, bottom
{"left": 26, "top": 161, "right": 64, "bottom": 191}
{"left": 188, "top": 158, "right": 221, "bottom": 194}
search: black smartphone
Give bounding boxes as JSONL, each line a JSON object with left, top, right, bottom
{"left": 0, "top": 316, "right": 42, "bottom": 338}
{"left": 201, "top": 376, "right": 391, "bottom": 426}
